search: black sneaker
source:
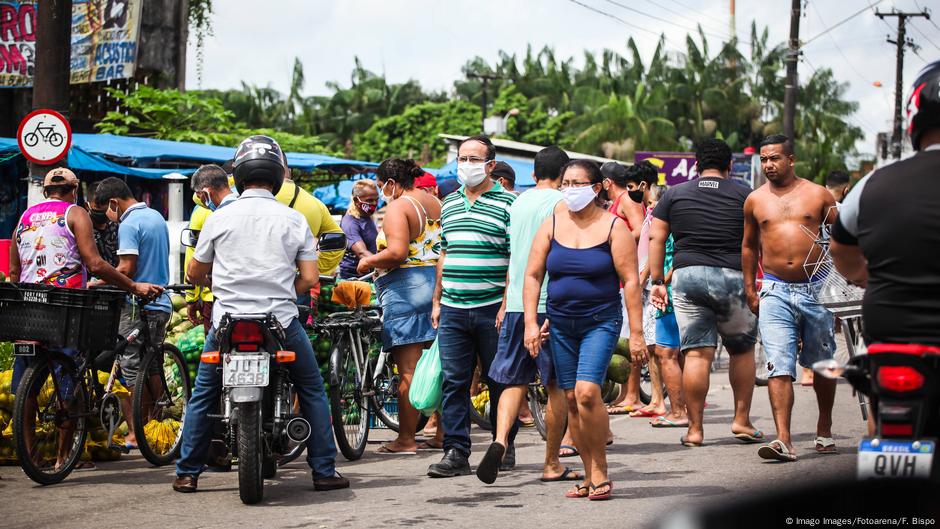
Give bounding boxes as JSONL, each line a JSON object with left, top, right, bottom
{"left": 427, "top": 448, "right": 471, "bottom": 478}
{"left": 499, "top": 444, "right": 516, "bottom": 472}
{"left": 476, "top": 442, "right": 505, "bottom": 484}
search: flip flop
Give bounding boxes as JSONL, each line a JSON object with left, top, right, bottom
{"left": 564, "top": 484, "right": 590, "bottom": 499}
{"left": 758, "top": 439, "right": 797, "bottom": 462}
{"left": 540, "top": 466, "right": 585, "bottom": 482}
{"left": 629, "top": 408, "right": 661, "bottom": 418}
{"left": 589, "top": 481, "right": 613, "bottom": 501}
{"left": 651, "top": 416, "right": 688, "bottom": 428}
{"left": 377, "top": 444, "right": 417, "bottom": 455}
{"left": 680, "top": 435, "right": 704, "bottom": 447}
{"left": 476, "top": 442, "right": 505, "bottom": 484}
{"left": 734, "top": 430, "right": 765, "bottom": 444}
{"left": 559, "top": 444, "right": 579, "bottom": 458}
{"left": 814, "top": 436, "right": 837, "bottom": 454}
{"left": 417, "top": 441, "right": 442, "bottom": 451}
{"left": 607, "top": 405, "right": 636, "bottom": 415}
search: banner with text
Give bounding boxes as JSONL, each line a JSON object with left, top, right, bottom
{"left": 0, "top": 0, "right": 142, "bottom": 88}
{"left": 635, "top": 151, "right": 756, "bottom": 188}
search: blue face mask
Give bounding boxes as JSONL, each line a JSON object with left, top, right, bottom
{"left": 201, "top": 190, "right": 217, "bottom": 211}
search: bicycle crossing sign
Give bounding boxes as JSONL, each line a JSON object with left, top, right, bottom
{"left": 17, "top": 109, "right": 72, "bottom": 165}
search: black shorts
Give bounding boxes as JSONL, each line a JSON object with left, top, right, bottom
{"left": 488, "top": 312, "right": 555, "bottom": 386}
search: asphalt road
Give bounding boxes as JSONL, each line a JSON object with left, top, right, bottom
{"left": 0, "top": 361, "right": 878, "bottom": 529}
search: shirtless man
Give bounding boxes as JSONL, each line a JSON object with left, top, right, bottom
{"left": 742, "top": 135, "right": 838, "bottom": 462}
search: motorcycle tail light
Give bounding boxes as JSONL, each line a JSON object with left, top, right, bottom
{"left": 232, "top": 321, "right": 264, "bottom": 352}
{"left": 877, "top": 366, "right": 925, "bottom": 392}
{"left": 881, "top": 423, "right": 914, "bottom": 436}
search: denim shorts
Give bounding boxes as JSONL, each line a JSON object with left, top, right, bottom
{"left": 758, "top": 279, "right": 836, "bottom": 381}
{"left": 655, "top": 312, "right": 681, "bottom": 349}
{"left": 490, "top": 312, "right": 554, "bottom": 386}
{"left": 375, "top": 265, "right": 437, "bottom": 349}
{"left": 548, "top": 306, "right": 623, "bottom": 390}
{"left": 672, "top": 265, "right": 758, "bottom": 353}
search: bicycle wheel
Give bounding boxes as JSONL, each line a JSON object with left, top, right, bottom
{"left": 638, "top": 365, "right": 652, "bottom": 405}
{"left": 528, "top": 384, "right": 549, "bottom": 441}
{"left": 24, "top": 132, "right": 38, "bottom": 147}
{"left": 133, "top": 343, "right": 190, "bottom": 466}
{"left": 370, "top": 357, "right": 429, "bottom": 433}
{"left": 13, "top": 352, "right": 89, "bottom": 485}
{"left": 48, "top": 132, "right": 64, "bottom": 147}
{"left": 328, "top": 334, "right": 369, "bottom": 461}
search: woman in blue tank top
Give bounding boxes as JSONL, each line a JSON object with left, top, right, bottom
{"left": 522, "top": 159, "right": 647, "bottom": 501}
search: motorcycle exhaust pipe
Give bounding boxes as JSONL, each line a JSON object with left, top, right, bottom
{"left": 287, "top": 417, "right": 311, "bottom": 443}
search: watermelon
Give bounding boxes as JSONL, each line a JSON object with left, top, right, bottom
{"left": 606, "top": 355, "right": 631, "bottom": 384}
{"left": 171, "top": 295, "right": 187, "bottom": 311}
{"left": 613, "top": 338, "right": 630, "bottom": 358}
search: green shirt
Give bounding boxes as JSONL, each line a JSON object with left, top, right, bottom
{"left": 440, "top": 182, "right": 516, "bottom": 308}
{"left": 505, "top": 188, "right": 563, "bottom": 313}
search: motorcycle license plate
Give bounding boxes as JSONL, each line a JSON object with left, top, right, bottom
{"left": 222, "top": 353, "right": 270, "bottom": 387}
{"left": 13, "top": 342, "right": 36, "bottom": 356}
{"left": 857, "top": 438, "right": 935, "bottom": 480}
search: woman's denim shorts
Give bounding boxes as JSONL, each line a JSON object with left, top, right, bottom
{"left": 375, "top": 266, "right": 438, "bottom": 350}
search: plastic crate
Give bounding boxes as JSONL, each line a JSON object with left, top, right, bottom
{"left": 369, "top": 399, "right": 398, "bottom": 429}
{"left": 0, "top": 283, "right": 126, "bottom": 351}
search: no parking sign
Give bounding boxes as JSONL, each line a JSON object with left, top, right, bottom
{"left": 16, "top": 109, "right": 72, "bottom": 165}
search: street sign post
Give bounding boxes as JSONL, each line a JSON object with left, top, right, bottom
{"left": 16, "top": 109, "right": 72, "bottom": 165}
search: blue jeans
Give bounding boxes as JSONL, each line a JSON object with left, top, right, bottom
{"left": 438, "top": 303, "right": 519, "bottom": 457}
{"left": 548, "top": 306, "right": 623, "bottom": 390}
{"left": 176, "top": 318, "right": 337, "bottom": 479}
{"left": 758, "top": 279, "right": 837, "bottom": 381}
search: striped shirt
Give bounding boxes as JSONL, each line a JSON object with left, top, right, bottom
{"left": 440, "top": 182, "right": 515, "bottom": 308}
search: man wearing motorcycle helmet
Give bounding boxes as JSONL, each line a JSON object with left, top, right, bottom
{"left": 831, "top": 60, "right": 940, "bottom": 347}
{"left": 173, "top": 135, "right": 349, "bottom": 493}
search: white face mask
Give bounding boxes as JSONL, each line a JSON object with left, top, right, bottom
{"left": 562, "top": 185, "right": 598, "bottom": 212}
{"left": 382, "top": 181, "right": 397, "bottom": 203}
{"left": 457, "top": 162, "right": 488, "bottom": 188}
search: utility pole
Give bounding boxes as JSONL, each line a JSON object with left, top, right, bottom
{"left": 783, "top": 0, "right": 801, "bottom": 143}
{"left": 467, "top": 73, "right": 503, "bottom": 133}
{"left": 876, "top": 9, "right": 929, "bottom": 159}
{"left": 28, "top": 0, "right": 72, "bottom": 206}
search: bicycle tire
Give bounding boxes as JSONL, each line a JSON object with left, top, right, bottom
{"left": 470, "top": 387, "right": 492, "bottom": 431}
{"left": 369, "top": 357, "right": 429, "bottom": 433}
{"left": 237, "top": 402, "right": 264, "bottom": 504}
{"left": 638, "top": 365, "right": 653, "bottom": 406}
{"left": 48, "top": 132, "right": 63, "bottom": 147}
{"left": 24, "top": 132, "right": 38, "bottom": 147}
{"left": 528, "top": 385, "right": 548, "bottom": 441}
{"left": 133, "top": 343, "right": 190, "bottom": 466}
{"left": 13, "top": 352, "right": 89, "bottom": 486}
{"left": 328, "top": 334, "right": 369, "bottom": 461}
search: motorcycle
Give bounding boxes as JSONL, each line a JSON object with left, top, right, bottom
{"left": 814, "top": 344, "right": 939, "bottom": 481}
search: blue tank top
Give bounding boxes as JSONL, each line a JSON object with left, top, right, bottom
{"left": 545, "top": 216, "right": 621, "bottom": 319}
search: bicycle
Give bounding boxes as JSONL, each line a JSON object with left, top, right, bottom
{"left": 314, "top": 276, "right": 428, "bottom": 461}
{"left": 6, "top": 284, "right": 191, "bottom": 484}
{"left": 23, "top": 121, "right": 64, "bottom": 148}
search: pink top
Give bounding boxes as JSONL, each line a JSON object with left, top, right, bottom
{"left": 15, "top": 200, "right": 86, "bottom": 288}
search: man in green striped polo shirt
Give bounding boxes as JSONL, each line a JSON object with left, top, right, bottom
{"left": 428, "top": 135, "right": 520, "bottom": 478}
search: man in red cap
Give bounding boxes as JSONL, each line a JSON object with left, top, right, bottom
{"left": 415, "top": 171, "right": 439, "bottom": 197}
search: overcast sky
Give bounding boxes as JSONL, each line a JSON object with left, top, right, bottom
{"left": 184, "top": 0, "right": 940, "bottom": 158}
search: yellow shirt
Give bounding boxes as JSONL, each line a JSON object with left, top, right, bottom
{"left": 274, "top": 180, "right": 344, "bottom": 275}
{"left": 184, "top": 204, "right": 214, "bottom": 303}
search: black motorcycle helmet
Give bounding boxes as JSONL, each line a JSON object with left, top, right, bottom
{"left": 232, "top": 135, "right": 286, "bottom": 195}
{"left": 906, "top": 60, "right": 940, "bottom": 151}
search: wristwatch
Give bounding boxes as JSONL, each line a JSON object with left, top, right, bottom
{"left": 651, "top": 279, "right": 665, "bottom": 286}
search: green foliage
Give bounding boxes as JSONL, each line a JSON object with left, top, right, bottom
{"left": 0, "top": 342, "right": 11, "bottom": 372}
{"left": 188, "top": 0, "right": 214, "bottom": 86}
{"left": 355, "top": 101, "right": 481, "bottom": 166}
{"left": 492, "top": 86, "right": 574, "bottom": 146}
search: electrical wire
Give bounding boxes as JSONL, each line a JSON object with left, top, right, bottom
{"left": 602, "top": 0, "right": 751, "bottom": 46}
{"left": 803, "top": 0, "right": 886, "bottom": 46}
{"left": 809, "top": 3, "right": 871, "bottom": 85}
{"left": 643, "top": 0, "right": 732, "bottom": 38}
{"left": 913, "top": 0, "right": 940, "bottom": 32}
{"left": 909, "top": 22, "right": 940, "bottom": 53}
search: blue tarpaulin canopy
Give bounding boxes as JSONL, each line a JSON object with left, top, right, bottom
{"left": 0, "top": 134, "right": 379, "bottom": 179}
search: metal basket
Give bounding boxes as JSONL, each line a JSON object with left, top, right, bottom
{"left": 801, "top": 213, "right": 864, "bottom": 316}
{"left": 0, "top": 283, "right": 126, "bottom": 351}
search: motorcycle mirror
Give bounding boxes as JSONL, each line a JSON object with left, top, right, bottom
{"left": 318, "top": 232, "right": 347, "bottom": 252}
{"left": 812, "top": 359, "right": 845, "bottom": 379}
{"left": 180, "top": 228, "right": 199, "bottom": 248}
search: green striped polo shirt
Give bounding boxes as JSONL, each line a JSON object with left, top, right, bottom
{"left": 440, "top": 181, "right": 516, "bottom": 308}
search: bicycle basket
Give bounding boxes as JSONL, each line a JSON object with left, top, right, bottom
{"left": 0, "top": 283, "right": 126, "bottom": 350}
{"left": 801, "top": 215, "right": 865, "bottom": 315}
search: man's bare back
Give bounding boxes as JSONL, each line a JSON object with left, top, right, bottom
{"left": 745, "top": 178, "right": 836, "bottom": 282}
